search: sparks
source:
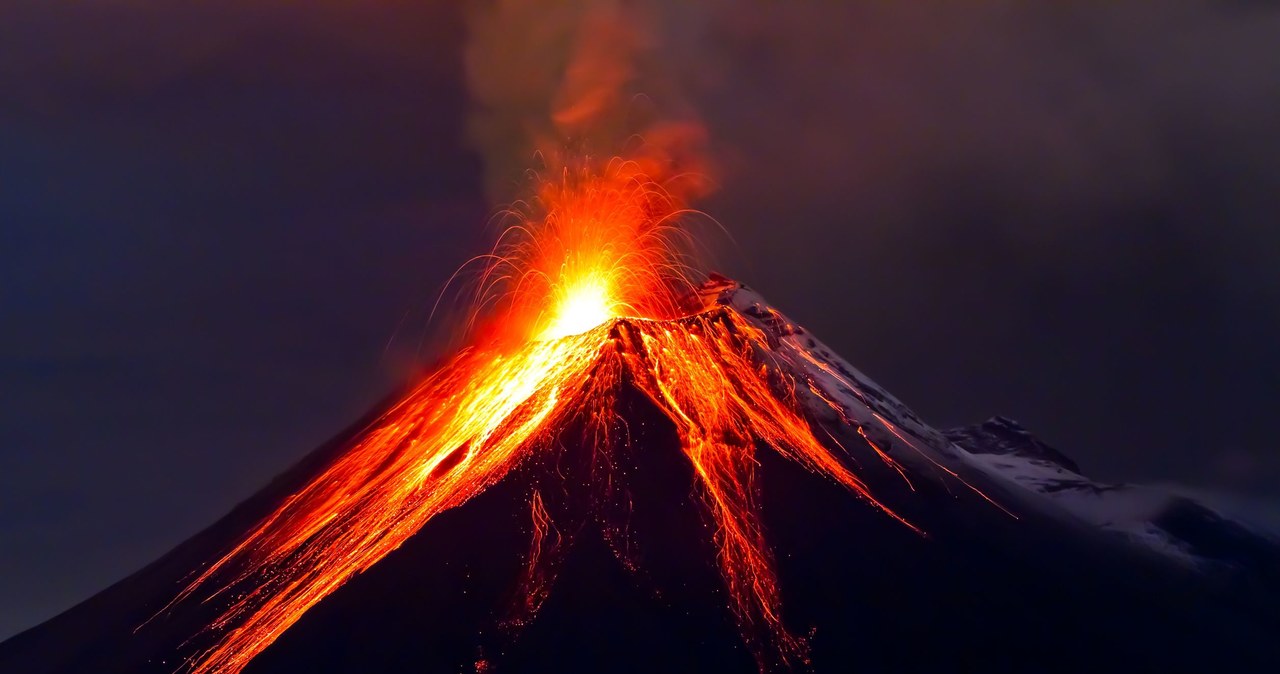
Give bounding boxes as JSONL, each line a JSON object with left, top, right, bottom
{"left": 164, "top": 160, "right": 975, "bottom": 674}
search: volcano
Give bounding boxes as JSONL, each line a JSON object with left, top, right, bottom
{"left": 2, "top": 277, "right": 1278, "bottom": 674}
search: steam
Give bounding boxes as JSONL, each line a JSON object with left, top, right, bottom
{"left": 463, "top": 0, "right": 708, "bottom": 202}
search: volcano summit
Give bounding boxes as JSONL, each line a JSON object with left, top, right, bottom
{"left": 2, "top": 277, "right": 1278, "bottom": 674}
{"left": 1, "top": 146, "right": 1276, "bottom": 674}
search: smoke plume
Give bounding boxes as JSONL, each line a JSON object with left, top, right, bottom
{"left": 463, "top": 0, "right": 709, "bottom": 203}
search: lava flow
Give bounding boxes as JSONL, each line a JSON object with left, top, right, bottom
{"left": 164, "top": 161, "right": 925, "bottom": 674}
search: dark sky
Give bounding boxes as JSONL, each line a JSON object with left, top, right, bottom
{"left": 2, "top": 0, "right": 1278, "bottom": 640}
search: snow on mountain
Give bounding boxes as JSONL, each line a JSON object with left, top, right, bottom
{"left": 719, "top": 278, "right": 1279, "bottom": 575}
{"left": 946, "top": 416, "right": 1280, "bottom": 572}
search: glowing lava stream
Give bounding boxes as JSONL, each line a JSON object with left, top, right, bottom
{"left": 166, "top": 166, "right": 924, "bottom": 674}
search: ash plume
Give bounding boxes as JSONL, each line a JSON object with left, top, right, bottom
{"left": 462, "top": 0, "right": 710, "bottom": 203}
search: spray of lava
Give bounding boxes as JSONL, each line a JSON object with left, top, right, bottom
{"left": 159, "top": 156, "right": 938, "bottom": 673}
{"left": 157, "top": 4, "right": 955, "bottom": 670}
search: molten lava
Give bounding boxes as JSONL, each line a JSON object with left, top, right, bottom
{"left": 164, "top": 162, "right": 945, "bottom": 674}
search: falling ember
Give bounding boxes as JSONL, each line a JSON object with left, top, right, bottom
{"left": 157, "top": 159, "right": 1003, "bottom": 674}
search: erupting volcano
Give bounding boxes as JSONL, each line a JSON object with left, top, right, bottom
{"left": 5, "top": 152, "right": 1274, "bottom": 674}
{"left": 5, "top": 154, "right": 1278, "bottom": 674}
{"left": 5, "top": 3, "right": 1280, "bottom": 672}
{"left": 156, "top": 159, "right": 959, "bottom": 674}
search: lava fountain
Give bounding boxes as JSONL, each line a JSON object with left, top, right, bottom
{"left": 157, "top": 156, "right": 940, "bottom": 674}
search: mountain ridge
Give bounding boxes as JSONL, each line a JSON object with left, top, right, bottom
{"left": 3, "top": 280, "right": 1277, "bottom": 673}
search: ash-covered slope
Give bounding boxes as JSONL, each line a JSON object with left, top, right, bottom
{"left": 3, "top": 280, "right": 1278, "bottom": 674}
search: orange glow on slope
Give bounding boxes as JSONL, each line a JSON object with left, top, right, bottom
{"left": 505, "top": 489, "right": 561, "bottom": 631}
{"left": 167, "top": 164, "right": 932, "bottom": 674}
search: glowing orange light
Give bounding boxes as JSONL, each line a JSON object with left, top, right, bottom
{"left": 539, "top": 272, "right": 616, "bottom": 339}
{"left": 161, "top": 160, "right": 999, "bottom": 674}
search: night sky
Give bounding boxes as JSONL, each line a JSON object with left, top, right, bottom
{"left": 3, "top": 1, "right": 1278, "bottom": 640}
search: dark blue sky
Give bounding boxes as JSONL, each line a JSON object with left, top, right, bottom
{"left": 2, "top": 1, "right": 1278, "bottom": 640}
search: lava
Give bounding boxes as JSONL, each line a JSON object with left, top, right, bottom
{"left": 164, "top": 162, "right": 935, "bottom": 674}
